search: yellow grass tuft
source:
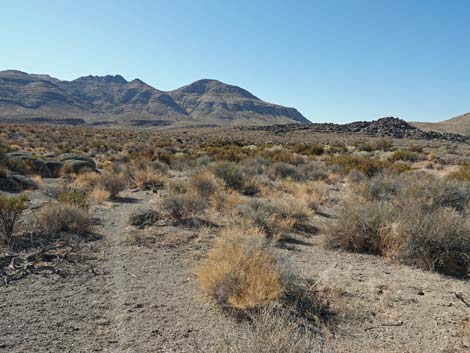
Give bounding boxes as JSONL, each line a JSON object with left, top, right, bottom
{"left": 195, "top": 225, "right": 285, "bottom": 310}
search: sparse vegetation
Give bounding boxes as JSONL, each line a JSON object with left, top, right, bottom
{"left": 35, "top": 203, "right": 91, "bottom": 236}
{"left": 0, "top": 193, "right": 27, "bottom": 247}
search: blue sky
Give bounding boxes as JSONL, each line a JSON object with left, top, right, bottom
{"left": 0, "top": 0, "right": 469, "bottom": 123}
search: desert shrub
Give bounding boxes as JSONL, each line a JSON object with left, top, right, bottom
{"left": 238, "top": 199, "right": 311, "bottom": 239}
{"left": 297, "top": 161, "right": 328, "bottom": 181}
{"left": 283, "top": 181, "right": 328, "bottom": 211}
{"left": 74, "top": 172, "right": 126, "bottom": 199}
{"left": 35, "top": 203, "right": 91, "bottom": 236}
{"left": 167, "top": 179, "right": 188, "bottom": 194}
{"left": 240, "top": 157, "right": 269, "bottom": 177}
{"left": 400, "top": 176, "right": 470, "bottom": 214}
{"left": 0, "top": 194, "right": 27, "bottom": 247}
{"left": 326, "top": 197, "right": 390, "bottom": 254}
{"left": 212, "top": 161, "right": 245, "bottom": 190}
{"left": 330, "top": 176, "right": 470, "bottom": 277}
{"left": 129, "top": 209, "right": 161, "bottom": 228}
{"left": 189, "top": 171, "right": 219, "bottom": 199}
{"left": 393, "top": 204, "right": 470, "bottom": 276}
{"left": 390, "top": 149, "right": 422, "bottom": 162}
{"left": 359, "top": 174, "right": 401, "bottom": 201}
{"left": 161, "top": 193, "right": 208, "bottom": 224}
{"left": 99, "top": 173, "right": 126, "bottom": 199}
{"left": 327, "top": 155, "right": 386, "bottom": 177}
{"left": 133, "top": 169, "right": 166, "bottom": 191}
{"left": 195, "top": 226, "right": 286, "bottom": 310}
{"left": 292, "top": 143, "right": 325, "bottom": 156}
{"left": 268, "top": 162, "right": 300, "bottom": 180}
{"left": 57, "top": 188, "right": 89, "bottom": 208}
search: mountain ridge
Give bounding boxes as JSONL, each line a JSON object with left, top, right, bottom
{"left": 0, "top": 70, "right": 310, "bottom": 127}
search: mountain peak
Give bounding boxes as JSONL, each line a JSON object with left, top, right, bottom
{"left": 74, "top": 74, "right": 128, "bottom": 84}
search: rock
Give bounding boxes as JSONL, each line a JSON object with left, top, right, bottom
{"left": 0, "top": 175, "right": 37, "bottom": 192}
{"left": 45, "top": 161, "right": 63, "bottom": 178}
{"left": 62, "top": 159, "right": 96, "bottom": 174}
{"left": 58, "top": 153, "right": 96, "bottom": 168}
{"left": 0, "top": 176, "right": 22, "bottom": 192}
{"left": 10, "top": 175, "right": 37, "bottom": 190}
{"left": 6, "top": 152, "right": 49, "bottom": 176}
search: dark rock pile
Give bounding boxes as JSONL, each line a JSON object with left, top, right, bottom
{"left": 242, "top": 117, "right": 470, "bottom": 143}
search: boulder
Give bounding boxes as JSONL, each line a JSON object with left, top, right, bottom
{"left": 58, "top": 153, "right": 96, "bottom": 168}
{"left": 6, "top": 152, "right": 49, "bottom": 176}
{"left": 0, "top": 175, "right": 37, "bottom": 192}
{"left": 45, "top": 161, "right": 63, "bottom": 178}
{"left": 62, "top": 159, "right": 96, "bottom": 174}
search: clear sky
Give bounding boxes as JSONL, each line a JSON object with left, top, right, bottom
{"left": 0, "top": 0, "right": 469, "bottom": 123}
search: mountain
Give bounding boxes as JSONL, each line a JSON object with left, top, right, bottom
{"left": 411, "top": 113, "right": 470, "bottom": 136}
{"left": 0, "top": 70, "right": 310, "bottom": 127}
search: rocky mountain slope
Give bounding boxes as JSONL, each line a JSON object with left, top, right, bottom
{"left": 412, "top": 112, "right": 470, "bottom": 136}
{"left": 0, "top": 70, "right": 309, "bottom": 127}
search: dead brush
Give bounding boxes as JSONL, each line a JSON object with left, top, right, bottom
{"left": 195, "top": 225, "right": 286, "bottom": 310}
{"left": 215, "top": 304, "right": 321, "bottom": 353}
{"left": 282, "top": 180, "right": 328, "bottom": 211}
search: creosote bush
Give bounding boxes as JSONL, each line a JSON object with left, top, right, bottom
{"left": 35, "top": 203, "right": 91, "bottom": 236}
{"left": 196, "top": 226, "right": 286, "bottom": 310}
{"left": 0, "top": 194, "right": 27, "bottom": 247}
{"left": 189, "top": 171, "right": 219, "bottom": 199}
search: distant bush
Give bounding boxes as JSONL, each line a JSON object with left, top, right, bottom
{"left": 447, "top": 164, "right": 470, "bottom": 182}
{"left": 36, "top": 203, "right": 91, "bottom": 236}
{"left": 195, "top": 225, "right": 285, "bottom": 310}
{"left": 238, "top": 198, "right": 311, "bottom": 239}
{"left": 161, "top": 193, "right": 208, "bottom": 224}
{"left": 292, "top": 143, "right": 325, "bottom": 156}
{"left": 99, "top": 173, "right": 126, "bottom": 199}
{"left": 268, "top": 162, "right": 300, "bottom": 180}
{"left": 327, "top": 155, "right": 386, "bottom": 177}
{"left": 212, "top": 161, "right": 245, "bottom": 191}
{"left": 189, "top": 171, "right": 219, "bottom": 199}
{"left": 58, "top": 188, "right": 89, "bottom": 209}
{"left": 390, "top": 149, "right": 422, "bottom": 162}
{"left": 133, "top": 169, "right": 166, "bottom": 191}
{"left": 0, "top": 194, "right": 27, "bottom": 247}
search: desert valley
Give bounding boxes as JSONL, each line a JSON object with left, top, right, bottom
{"left": 0, "top": 69, "right": 469, "bottom": 352}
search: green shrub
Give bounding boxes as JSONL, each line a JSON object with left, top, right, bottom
{"left": 212, "top": 161, "right": 245, "bottom": 190}
{"left": 0, "top": 194, "right": 27, "bottom": 247}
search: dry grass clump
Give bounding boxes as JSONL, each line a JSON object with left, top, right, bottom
{"left": 195, "top": 226, "right": 286, "bottom": 310}
{"left": 216, "top": 305, "right": 319, "bottom": 353}
{"left": 0, "top": 194, "right": 27, "bottom": 247}
{"left": 237, "top": 198, "right": 311, "bottom": 239}
{"left": 282, "top": 180, "right": 328, "bottom": 211}
{"left": 74, "top": 172, "right": 126, "bottom": 199}
{"left": 35, "top": 203, "right": 91, "bottom": 236}
{"left": 88, "top": 186, "right": 110, "bottom": 204}
{"left": 189, "top": 171, "right": 219, "bottom": 199}
{"left": 133, "top": 168, "right": 166, "bottom": 191}
{"left": 447, "top": 164, "right": 470, "bottom": 182}
{"left": 211, "top": 161, "right": 245, "bottom": 191}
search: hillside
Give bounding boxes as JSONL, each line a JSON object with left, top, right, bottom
{"left": 0, "top": 70, "right": 310, "bottom": 127}
{"left": 412, "top": 113, "right": 470, "bottom": 135}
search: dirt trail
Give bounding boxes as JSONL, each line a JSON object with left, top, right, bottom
{"left": 0, "top": 190, "right": 234, "bottom": 353}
